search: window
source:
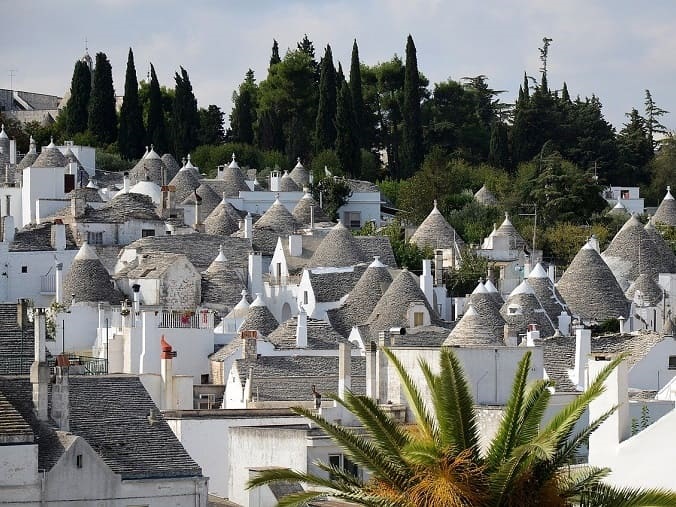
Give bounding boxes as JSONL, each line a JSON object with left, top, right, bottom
{"left": 303, "top": 291, "right": 308, "bottom": 305}
{"left": 141, "top": 229, "right": 155, "bottom": 238}
{"left": 64, "top": 174, "right": 75, "bottom": 194}
{"left": 328, "top": 454, "right": 359, "bottom": 480}
{"left": 621, "top": 189, "right": 630, "bottom": 200}
{"left": 669, "top": 356, "right": 676, "bottom": 370}
{"left": 21, "top": 266, "right": 27, "bottom": 273}
{"left": 200, "top": 374, "right": 209, "bottom": 385}
{"left": 413, "top": 311, "right": 424, "bottom": 327}
{"left": 76, "top": 454, "right": 83, "bottom": 468}
{"left": 87, "top": 231, "right": 103, "bottom": 245}
{"left": 343, "top": 211, "right": 361, "bottom": 229}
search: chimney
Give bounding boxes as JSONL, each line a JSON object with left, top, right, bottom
{"left": 160, "top": 335, "right": 176, "bottom": 410}
{"left": 504, "top": 323, "right": 518, "bottom": 347}
{"left": 30, "top": 308, "right": 49, "bottom": 421}
{"left": 547, "top": 264, "right": 556, "bottom": 283}
{"left": 376, "top": 330, "right": 392, "bottom": 403}
{"left": 2, "top": 215, "right": 14, "bottom": 243}
{"left": 52, "top": 364, "right": 70, "bottom": 431}
{"left": 269, "top": 170, "right": 281, "bottom": 192}
{"left": 588, "top": 355, "right": 629, "bottom": 466}
{"left": 122, "top": 172, "right": 130, "bottom": 192}
{"left": 618, "top": 315, "right": 627, "bottom": 334}
{"left": 55, "top": 262, "right": 63, "bottom": 304}
{"left": 310, "top": 204, "right": 314, "bottom": 229}
{"left": 588, "top": 235, "right": 600, "bottom": 253}
{"left": 241, "top": 330, "right": 257, "bottom": 360}
{"left": 365, "top": 340, "right": 377, "bottom": 400}
{"left": 296, "top": 307, "right": 308, "bottom": 348}
{"left": 244, "top": 213, "right": 253, "bottom": 240}
{"left": 248, "top": 252, "right": 263, "bottom": 296}
{"left": 51, "top": 219, "right": 66, "bottom": 250}
{"left": 132, "top": 283, "right": 141, "bottom": 317}
{"left": 526, "top": 323, "right": 540, "bottom": 346}
{"left": 573, "top": 326, "right": 591, "bottom": 389}
{"left": 434, "top": 249, "right": 444, "bottom": 286}
{"left": 288, "top": 234, "right": 302, "bottom": 257}
{"left": 338, "top": 342, "right": 351, "bottom": 399}
{"left": 420, "top": 259, "right": 433, "bottom": 306}
{"left": 557, "top": 311, "right": 571, "bottom": 336}
{"left": 70, "top": 196, "right": 85, "bottom": 218}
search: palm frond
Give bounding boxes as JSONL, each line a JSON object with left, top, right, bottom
{"left": 246, "top": 467, "right": 343, "bottom": 492}
{"left": 557, "top": 465, "right": 610, "bottom": 498}
{"left": 276, "top": 490, "right": 329, "bottom": 507}
{"left": 382, "top": 347, "right": 437, "bottom": 442}
{"left": 515, "top": 378, "right": 553, "bottom": 448}
{"left": 485, "top": 351, "right": 532, "bottom": 470}
{"left": 577, "top": 483, "right": 676, "bottom": 507}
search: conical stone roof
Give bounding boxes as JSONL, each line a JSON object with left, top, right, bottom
{"left": 625, "top": 274, "right": 663, "bottom": 307}
{"left": 607, "top": 201, "right": 629, "bottom": 217}
{"left": 308, "top": 221, "right": 363, "bottom": 268}
{"left": 328, "top": 257, "right": 393, "bottom": 337}
{"left": 63, "top": 242, "right": 123, "bottom": 304}
{"left": 467, "top": 283, "right": 506, "bottom": 340}
{"left": 255, "top": 198, "right": 300, "bottom": 232}
{"left": 33, "top": 140, "right": 68, "bottom": 168}
{"left": 16, "top": 147, "right": 38, "bottom": 171}
{"left": 601, "top": 215, "right": 675, "bottom": 290}
{"left": 527, "top": 263, "right": 568, "bottom": 324}
{"left": 556, "top": 242, "right": 629, "bottom": 322}
{"left": 129, "top": 147, "right": 166, "bottom": 185}
{"left": 219, "top": 154, "right": 249, "bottom": 196}
{"left": 366, "top": 269, "right": 443, "bottom": 335}
{"left": 201, "top": 246, "right": 246, "bottom": 310}
{"left": 644, "top": 218, "right": 676, "bottom": 268}
{"left": 653, "top": 187, "right": 676, "bottom": 227}
{"left": 474, "top": 184, "right": 498, "bottom": 206}
{"left": 289, "top": 159, "right": 310, "bottom": 188}
{"left": 410, "top": 200, "right": 465, "bottom": 250}
{"left": 444, "top": 305, "right": 503, "bottom": 347}
{"left": 500, "top": 280, "right": 555, "bottom": 337}
{"left": 292, "top": 191, "right": 331, "bottom": 224}
{"left": 168, "top": 166, "right": 200, "bottom": 204}
{"left": 240, "top": 294, "right": 279, "bottom": 337}
{"left": 161, "top": 153, "right": 181, "bottom": 182}
{"left": 204, "top": 199, "right": 242, "bottom": 236}
{"left": 182, "top": 182, "right": 222, "bottom": 217}
{"left": 483, "top": 278, "right": 504, "bottom": 306}
{"left": 279, "top": 171, "right": 300, "bottom": 192}
{"left": 495, "top": 213, "right": 526, "bottom": 250}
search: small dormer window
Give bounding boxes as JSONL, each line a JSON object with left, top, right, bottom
{"left": 413, "top": 312, "right": 424, "bottom": 327}
{"left": 303, "top": 291, "right": 308, "bottom": 305}
{"left": 87, "top": 231, "right": 103, "bottom": 245}
{"left": 669, "top": 356, "right": 676, "bottom": 370}
{"left": 21, "top": 266, "right": 27, "bottom": 273}
{"left": 141, "top": 229, "right": 155, "bottom": 238}
{"left": 76, "top": 454, "right": 83, "bottom": 468}
{"left": 508, "top": 305, "right": 521, "bottom": 315}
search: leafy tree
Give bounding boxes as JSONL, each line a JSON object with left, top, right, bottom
{"left": 312, "top": 176, "right": 351, "bottom": 221}
{"left": 371, "top": 56, "right": 405, "bottom": 177}
{"left": 118, "top": 48, "right": 145, "bottom": 159}
{"left": 379, "top": 219, "right": 434, "bottom": 273}
{"left": 297, "top": 34, "right": 319, "bottom": 82}
{"left": 315, "top": 45, "right": 337, "bottom": 151}
{"left": 401, "top": 34, "right": 424, "bottom": 177}
{"left": 172, "top": 66, "right": 200, "bottom": 159}
{"left": 349, "top": 40, "right": 365, "bottom": 148}
{"left": 616, "top": 109, "right": 653, "bottom": 186}
{"left": 644, "top": 89, "right": 669, "bottom": 150}
{"left": 448, "top": 201, "right": 503, "bottom": 245}
{"left": 256, "top": 107, "right": 284, "bottom": 152}
{"left": 488, "top": 121, "right": 510, "bottom": 168}
{"left": 310, "top": 149, "right": 340, "bottom": 181}
{"left": 446, "top": 249, "right": 491, "bottom": 295}
{"left": 229, "top": 69, "right": 257, "bottom": 144}
{"left": 269, "top": 39, "right": 281, "bottom": 68}
{"left": 250, "top": 349, "right": 676, "bottom": 506}
{"left": 198, "top": 105, "right": 225, "bottom": 145}
{"left": 191, "top": 142, "right": 262, "bottom": 177}
{"left": 65, "top": 60, "right": 91, "bottom": 136}
{"left": 647, "top": 135, "right": 676, "bottom": 205}
{"left": 146, "top": 63, "right": 170, "bottom": 154}
{"left": 88, "top": 52, "right": 117, "bottom": 145}
{"left": 335, "top": 81, "right": 360, "bottom": 177}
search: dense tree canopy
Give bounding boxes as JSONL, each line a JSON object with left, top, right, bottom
{"left": 65, "top": 60, "right": 91, "bottom": 137}
{"left": 118, "top": 48, "right": 145, "bottom": 159}
{"left": 88, "top": 52, "right": 117, "bottom": 145}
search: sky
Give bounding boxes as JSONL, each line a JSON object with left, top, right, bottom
{"left": 3, "top": 0, "right": 676, "bottom": 132}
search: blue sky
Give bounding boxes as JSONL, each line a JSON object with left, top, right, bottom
{"left": 3, "top": 0, "right": 676, "bottom": 131}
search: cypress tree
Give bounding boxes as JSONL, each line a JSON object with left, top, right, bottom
{"left": 315, "top": 45, "right": 337, "bottom": 151}
{"left": 270, "top": 39, "right": 281, "bottom": 68}
{"left": 349, "top": 40, "right": 364, "bottom": 147}
{"left": 146, "top": 63, "right": 168, "bottom": 153}
{"left": 488, "top": 121, "right": 510, "bottom": 169}
{"left": 336, "top": 62, "right": 345, "bottom": 87}
{"left": 88, "top": 52, "right": 117, "bottom": 145}
{"left": 335, "top": 81, "right": 360, "bottom": 177}
{"left": 172, "top": 66, "right": 200, "bottom": 159}
{"left": 401, "top": 34, "right": 424, "bottom": 177}
{"left": 230, "top": 69, "right": 256, "bottom": 144}
{"left": 65, "top": 60, "right": 91, "bottom": 136}
{"left": 118, "top": 48, "right": 145, "bottom": 159}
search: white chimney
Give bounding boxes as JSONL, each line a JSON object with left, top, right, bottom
{"left": 123, "top": 172, "right": 130, "bottom": 192}
{"left": 434, "top": 249, "right": 444, "bottom": 285}
{"left": 588, "top": 356, "right": 629, "bottom": 466}
{"left": 269, "top": 170, "right": 281, "bottom": 192}
{"left": 288, "top": 234, "right": 302, "bottom": 257}
{"left": 365, "top": 340, "right": 377, "bottom": 400}
{"left": 244, "top": 213, "right": 253, "bottom": 240}
{"left": 557, "top": 312, "right": 571, "bottom": 336}
{"left": 248, "top": 252, "right": 263, "bottom": 296}
{"left": 132, "top": 283, "right": 141, "bottom": 318}
{"left": 2, "top": 215, "right": 14, "bottom": 243}
{"left": 160, "top": 335, "right": 175, "bottom": 410}
{"left": 338, "top": 342, "right": 351, "bottom": 399}
{"left": 573, "top": 327, "right": 591, "bottom": 389}
{"left": 421, "top": 259, "right": 433, "bottom": 306}
{"left": 547, "top": 264, "right": 556, "bottom": 283}
{"left": 30, "top": 308, "right": 49, "bottom": 421}
{"left": 55, "top": 262, "right": 63, "bottom": 304}
{"left": 296, "top": 307, "right": 308, "bottom": 348}
{"left": 526, "top": 323, "right": 540, "bottom": 346}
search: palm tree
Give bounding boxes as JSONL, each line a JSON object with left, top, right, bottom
{"left": 247, "top": 348, "right": 676, "bottom": 506}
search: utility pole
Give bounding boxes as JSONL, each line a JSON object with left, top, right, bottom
{"left": 519, "top": 204, "right": 538, "bottom": 252}
{"left": 8, "top": 69, "right": 17, "bottom": 114}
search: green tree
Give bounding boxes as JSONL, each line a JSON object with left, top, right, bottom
{"left": 335, "top": 81, "right": 360, "bottom": 177}
{"left": 249, "top": 350, "right": 676, "bottom": 506}
{"left": 312, "top": 176, "right": 351, "bottom": 221}
{"left": 229, "top": 69, "right": 257, "bottom": 144}
{"left": 644, "top": 89, "right": 669, "bottom": 150}
{"left": 371, "top": 56, "right": 405, "bottom": 177}
{"left": 616, "top": 109, "right": 653, "bottom": 186}
{"left": 401, "top": 34, "right": 424, "bottom": 177}
{"left": 118, "top": 48, "right": 145, "bottom": 159}
{"left": 349, "top": 40, "right": 365, "bottom": 149}
{"left": 146, "top": 63, "right": 169, "bottom": 154}
{"left": 488, "top": 121, "right": 510, "bottom": 168}
{"left": 172, "top": 66, "right": 200, "bottom": 159}
{"left": 297, "top": 34, "right": 319, "bottom": 82}
{"left": 65, "top": 60, "right": 91, "bottom": 136}
{"left": 315, "top": 45, "right": 337, "bottom": 151}
{"left": 88, "top": 52, "right": 117, "bottom": 145}
{"left": 269, "top": 39, "right": 281, "bottom": 68}
{"left": 198, "top": 105, "right": 225, "bottom": 145}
